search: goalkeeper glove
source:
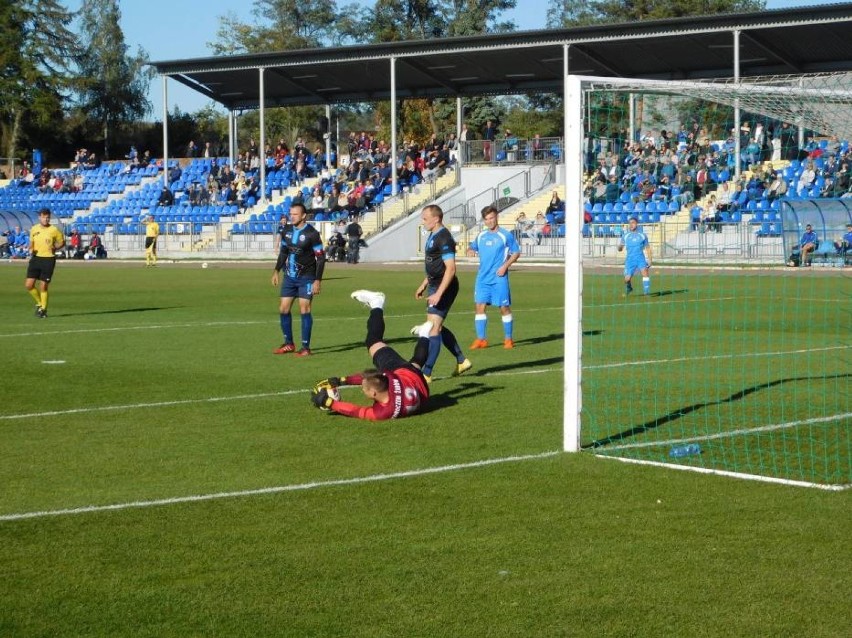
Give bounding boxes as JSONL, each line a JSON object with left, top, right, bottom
{"left": 313, "top": 376, "right": 343, "bottom": 391}
{"left": 311, "top": 388, "right": 334, "bottom": 411}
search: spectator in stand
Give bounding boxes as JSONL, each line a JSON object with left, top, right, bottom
{"left": 767, "top": 171, "right": 788, "bottom": 201}
{"left": 833, "top": 162, "right": 850, "bottom": 195}
{"left": 798, "top": 161, "right": 817, "bottom": 196}
{"left": 157, "top": 186, "right": 175, "bottom": 207}
{"left": 701, "top": 194, "right": 722, "bottom": 233}
{"left": 778, "top": 122, "right": 798, "bottom": 160}
{"left": 203, "top": 141, "right": 213, "bottom": 158}
{"left": 482, "top": 119, "right": 497, "bottom": 162}
{"left": 167, "top": 163, "right": 182, "bottom": 184}
{"left": 715, "top": 182, "right": 733, "bottom": 214}
{"left": 604, "top": 175, "right": 621, "bottom": 204}
{"left": 545, "top": 190, "right": 563, "bottom": 216}
{"left": 186, "top": 140, "right": 198, "bottom": 158}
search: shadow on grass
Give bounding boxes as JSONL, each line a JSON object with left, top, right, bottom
{"left": 58, "top": 306, "right": 183, "bottom": 317}
{"left": 585, "top": 372, "right": 852, "bottom": 449}
{"left": 476, "top": 356, "right": 564, "bottom": 375}
{"left": 645, "top": 288, "right": 688, "bottom": 298}
{"left": 422, "top": 381, "right": 499, "bottom": 413}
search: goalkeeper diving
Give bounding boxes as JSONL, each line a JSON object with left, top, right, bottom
{"left": 311, "top": 290, "right": 431, "bottom": 421}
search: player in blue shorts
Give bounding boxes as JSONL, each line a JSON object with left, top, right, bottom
{"left": 467, "top": 205, "right": 521, "bottom": 349}
{"left": 271, "top": 203, "right": 325, "bottom": 356}
{"left": 617, "top": 216, "right": 651, "bottom": 296}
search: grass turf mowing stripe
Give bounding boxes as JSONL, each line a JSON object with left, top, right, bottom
{"left": 2, "top": 344, "right": 844, "bottom": 421}
{"left": 0, "top": 451, "right": 561, "bottom": 522}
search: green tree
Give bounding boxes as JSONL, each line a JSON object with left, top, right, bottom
{"left": 547, "top": 0, "right": 765, "bottom": 27}
{"left": 0, "top": 0, "right": 79, "bottom": 174}
{"left": 76, "top": 0, "right": 153, "bottom": 159}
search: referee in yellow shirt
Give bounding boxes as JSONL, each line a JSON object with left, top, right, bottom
{"left": 26, "top": 208, "right": 65, "bottom": 319}
{"left": 144, "top": 214, "right": 159, "bottom": 266}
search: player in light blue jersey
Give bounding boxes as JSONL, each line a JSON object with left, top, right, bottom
{"left": 467, "top": 206, "right": 521, "bottom": 348}
{"left": 617, "top": 216, "right": 651, "bottom": 296}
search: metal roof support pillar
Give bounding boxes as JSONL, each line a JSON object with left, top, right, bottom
{"left": 259, "top": 67, "right": 267, "bottom": 204}
{"left": 628, "top": 94, "right": 635, "bottom": 144}
{"left": 456, "top": 97, "right": 463, "bottom": 169}
{"left": 162, "top": 75, "right": 169, "bottom": 188}
{"left": 325, "top": 104, "right": 332, "bottom": 172}
{"left": 734, "top": 29, "right": 741, "bottom": 181}
{"left": 563, "top": 44, "right": 582, "bottom": 453}
{"left": 390, "top": 56, "right": 398, "bottom": 198}
{"left": 228, "top": 110, "right": 236, "bottom": 168}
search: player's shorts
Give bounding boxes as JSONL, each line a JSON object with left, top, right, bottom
{"left": 474, "top": 277, "right": 511, "bottom": 307}
{"left": 425, "top": 276, "right": 459, "bottom": 319}
{"left": 280, "top": 275, "right": 316, "bottom": 299}
{"left": 624, "top": 257, "right": 649, "bottom": 277}
{"left": 27, "top": 256, "right": 56, "bottom": 283}
{"left": 372, "top": 346, "right": 430, "bottom": 391}
{"left": 145, "top": 237, "right": 157, "bottom": 249}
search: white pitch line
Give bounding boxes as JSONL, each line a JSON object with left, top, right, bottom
{"left": 600, "top": 412, "right": 852, "bottom": 451}
{"left": 0, "top": 389, "right": 306, "bottom": 421}
{"left": 0, "top": 451, "right": 561, "bottom": 522}
{"left": 595, "top": 455, "right": 851, "bottom": 491}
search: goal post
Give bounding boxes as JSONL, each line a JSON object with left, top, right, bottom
{"left": 563, "top": 73, "right": 852, "bottom": 489}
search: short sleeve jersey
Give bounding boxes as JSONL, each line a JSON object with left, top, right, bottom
{"left": 145, "top": 221, "right": 160, "bottom": 238}
{"left": 619, "top": 228, "right": 649, "bottom": 260}
{"left": 279, "top": 223, "right": 324, "bottom": 279}
{"left": 843, "top": 230, "right": 852, "bottom": 245}
{"left": 424, "top": 226, "right": 456, "bottom": 287}
{"left": 470, "top": 227, "right": 520, "bottom": 285}
{"left": 29, "top": 224, "right": 64, "bottom": 258}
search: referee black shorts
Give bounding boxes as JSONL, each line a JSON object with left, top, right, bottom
{"left": 27, "top": 256, "right": 57, "bottom": 283}
{"left": 145, "top": 237, "right": 157, "bottom": 249}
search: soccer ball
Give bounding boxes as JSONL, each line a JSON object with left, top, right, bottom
{"left": 201, "top": 262, "right": 208, "bottom": 269}
{"left": 319, "top": 387, "right": 340, "bottom": 411}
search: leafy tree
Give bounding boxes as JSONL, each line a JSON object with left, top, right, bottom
{"left": 547, "top": 0, "right": 766, "bottom": 27}
{"left": 0, "top": 0, "right": 79, "bottom": 174}
{"left": 76, "top": 0, "right": 153, "bottom": 159}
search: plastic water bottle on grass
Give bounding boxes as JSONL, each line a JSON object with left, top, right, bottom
{"left": 669, "top": 443, "right": 702, "bottom": 458}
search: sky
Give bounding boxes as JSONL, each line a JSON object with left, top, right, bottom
{"left": 65, "top": 0, "right": 839, "bottom": 116}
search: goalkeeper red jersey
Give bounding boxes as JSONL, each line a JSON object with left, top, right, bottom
{"left": 331, "top": 368, "right": 429, "bottom": 421}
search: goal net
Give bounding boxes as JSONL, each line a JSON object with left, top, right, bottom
{"left": 566, "top": 73, "right": 851, "bottom": 489}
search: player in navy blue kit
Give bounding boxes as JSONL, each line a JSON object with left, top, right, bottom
{"left": 834, "top": 222, "right": 852, "bottom": 258}
{"left": 411, "top": 204, "right": 471, "bottom": 382}
{"left": 617, "top": 216, "right": 651, "bottom": 296}
{"left": 271, "top": 203, "right": 325, "bottom": 356}
{"left": 467, "top": 206, "right": 521, "bottom": 349}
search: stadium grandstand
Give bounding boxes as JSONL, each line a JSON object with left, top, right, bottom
{"left": 2, "top": 3, "right": 852, "bottom": 266}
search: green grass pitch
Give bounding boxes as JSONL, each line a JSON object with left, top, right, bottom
{"left": 0, "top": 260, "right": 849, "bottom": 636}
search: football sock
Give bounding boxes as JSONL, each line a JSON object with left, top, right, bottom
{"left": 411, "top": 337, "right": 430, "bottom": 369}
{"left": 280, "top": 312, "right": 293, "bottom": 343}
{"left": 145, "top": 247, "right": 151, "bottom": 265}
{"left": 28, "top": 288, "right": 41, "bottom": 306}
{"left": 474, "top": 313, "right": 487, "bottom": 340}
{"left": 40, "top": 290, "right": 48, "bottom": 310}
{"left": 642, "top": 277, "right": 650, "bottom": 294}
{"left": 301, "top": 312, "right": 313, "bottom": 348}
{"left": 422, "top": 335, "right": 442, "bottom": 376}
{"left": 365, "top": 308, "right": 385, "bottom": 348}
{"left": 440, "top": 326, "right": 465, "bottom": 363}
{"left": 502, "top": 313, "right": 513, "bottom": 339}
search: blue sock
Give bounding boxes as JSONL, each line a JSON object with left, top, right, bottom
{"left": 502, "top": 313, "right": 513, "bottom": 339}
{"left": 475, "top": 313, "right": 487, "bottom": 340}
{"left": 280, "top": 313, "right": 293, "bottom": 343}
{"left": 422, "top": 335, "right": 442, "bottom": 376}
{"left": 301, "top": 312, "right": 313, "bottom": 348}
{"left": 642, "top": 277, "right": 650, "bottom": 294}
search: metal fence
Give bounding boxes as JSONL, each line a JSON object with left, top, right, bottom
{"left": 460, "top": 137, "right": 562, "bottom": 165}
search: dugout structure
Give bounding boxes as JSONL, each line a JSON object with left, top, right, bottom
{"left": 564, "top": 74, "right": 851, "bottom": 489}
